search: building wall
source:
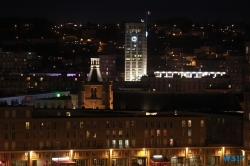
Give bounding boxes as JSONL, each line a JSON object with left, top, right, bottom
{"left": 0, "top": 73, "right": 81, "bottom": 95}
{"left": 0, "top": 107, "right": 246, "bottom": 166}
{"left": 141, "top": 76, "right": 232, "bottom": 93}
{"left": 79, "top": 81, "right": 113, "bottom": 109}
{"left": 0, "top": 91, "right": 70, "bottom": 106}
{"left": 243, "top": 42, "right": 250, "bottom": 151}
{"left": 226, "top": 55, "right": 246, "bottom": 92}
{"left": 84, "top": 84, "right": 105, "bottom": 109}
{"left": 34, "top": 99, "right": 72, "bottom": 109}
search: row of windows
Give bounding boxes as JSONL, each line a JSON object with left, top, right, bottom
{"left": 3, "top": 138, "right": 200, "bottom": 150}
{"left": 2, "top": 120, "right": 203, "bottom": 130}
{"left": 3, "top": 128, "right": 200, "bottom": 140}
{"left": 126, "top": 55, "right": 143, "bottom": 58}
{"left": 126, "top": 34, "right": 143, "bottom": 37}
{"left": 4, "top": 110, "right": 30, "bottom": 118}
{"left": 125, "top": 51, "right": 143, "bottom": 54}
{"left": 126, "top": 48, "right": 143, "bottom": 51}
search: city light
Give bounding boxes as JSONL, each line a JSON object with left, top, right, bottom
{"left": 153, "top": 155, "right": 162, "bottom": 158}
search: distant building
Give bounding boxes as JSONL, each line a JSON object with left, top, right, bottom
{"left": 0, "top": 91, "right": 70, "bottom": 106}
{"left": 125, "top": 23, "right": 147, "bottom": 81}
{"left": 0, "top": 52, "right": 27, "bottom": 73}
{"left": 99, "top": 54, "right": 116, "bottom": 81}
{"left": 0, "top": 73, "right": 80, "bottom": 95}
{"left": 141, "top": 71, "right": 232, "bottom": 93}
{"left": 82, "top": 29, "right": 96, "bottom": 39}
{"left": 34, "top": 96, "right": 72, "bottom": 109}
{"left": 226, "top": 55, "right": 246, "bottom": 92}
{"left": 23, "top": 52, "right": 37, "bottom": 59}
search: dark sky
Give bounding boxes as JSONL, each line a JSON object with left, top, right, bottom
{"left": 0, "top": 0, "right": 249, "bottom": 24}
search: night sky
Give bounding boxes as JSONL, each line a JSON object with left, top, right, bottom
{"left": 0, "top": 0, "right": 249, "bottom": 24}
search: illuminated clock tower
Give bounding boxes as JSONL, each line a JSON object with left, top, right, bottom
{"left": 124, "top": 22, "right": 147, "bottom": 81}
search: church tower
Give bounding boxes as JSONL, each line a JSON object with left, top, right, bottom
{"left": 78, "top": 56, "right": 113, "bottom": 109}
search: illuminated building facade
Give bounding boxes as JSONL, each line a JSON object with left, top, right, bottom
{"left": 0, "top": 107, "right": 246, "bottom": 166}
{"left": 141, "top": 71, "right": 232, "bottom": 93}
{"left": 78, "top": 57, "right": 113, "bottom": 109}
{"left": 125, "top": 23, "right": 147, "bottom": 81}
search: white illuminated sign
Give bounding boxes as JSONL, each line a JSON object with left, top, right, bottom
{"left": 153, "top": 155, "right": 162, "bottom": 158}
{"left": 52, "top": 157, "right": 70, "bottom": 161}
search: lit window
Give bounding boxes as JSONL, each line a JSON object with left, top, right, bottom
{"left": 200, "top": 120, "right": 204, "bottom": 127}
{"left": 188, "top": 129, "right": 192, "bottom": 136}
{"left": 26, "top": 122, "right": 30, "bottom": 129}
{"left": 163, "top": 130, "right": 167, "bottom": 136}
{"left": 86, "top": 131, "right": 90, "bottom": 138}
{"left": 151, "top": 130, "right": 154, "bottom": 137}
{"left": 157, "top": 130, "right": 160, "bottom": 137}
{"left": 80, "top": 122, "right": 84, "bottom": 128}
{"left": 119, "top": 130, "right": 122, "bottom": 137}
{"left": 170, "top": 139, "right": 173, "bottom": 146}
{"left": 112, "top": 130, "right": 116, "bottom": 137}
{"left": 66, "top": 112, "right": 71, "bottom": 116}
{"left": 188, "top": 120, "right": 192, "bottom": 127}
{"left": 119, "top": 140, "right": 123, "bottom": 148}
{"left": 125, "top": 140, "right": 129, "bottom": 148}
{"left": 112, "top": 140, "right": 116, "bottom": 148}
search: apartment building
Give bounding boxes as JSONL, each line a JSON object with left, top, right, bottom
{"left": 0, "top": 73, "right": 81, "bottom": 95}
{"left": 141, "top": 71, "right": 232, "bottom": 93}
{"left": 0, "top": 107, "right": 246, "bottom": 166}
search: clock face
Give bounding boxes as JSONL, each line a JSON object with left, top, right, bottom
{"left": 131, "top": 36, "right": 137, "bottom": 42}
